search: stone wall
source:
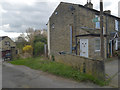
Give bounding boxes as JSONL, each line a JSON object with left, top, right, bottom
{"left": 55, "top": 54, "right": 105, "bottom": 80}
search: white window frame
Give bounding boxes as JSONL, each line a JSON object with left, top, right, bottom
{"left": 103, "top": 27, "right": 105, "bottom": 35}
{"left": 95, "top": 38, "right": 101, "bottom": 52}
{"left": 95, "top": 15, "right": 100, "bottom": 29}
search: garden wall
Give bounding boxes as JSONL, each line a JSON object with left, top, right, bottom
{"left": 54, "top": 54, "right": 105, "bottom": 80}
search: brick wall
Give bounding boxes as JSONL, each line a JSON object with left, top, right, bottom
{"left": 55, "top": 54, "right": 105, "bottom": 80}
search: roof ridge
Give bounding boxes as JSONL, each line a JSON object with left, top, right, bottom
{"left": 60, "top": 2, "right": 120, "bottom": 19}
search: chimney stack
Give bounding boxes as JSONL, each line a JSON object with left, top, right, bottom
{"left": 85, "top": 0, "right": 93, "bottom": 9}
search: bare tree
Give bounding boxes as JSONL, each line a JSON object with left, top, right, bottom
{"left": 26, "top": 28, "right": 36, "bottom": 46}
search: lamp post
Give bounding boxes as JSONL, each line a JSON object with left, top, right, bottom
{"left": 100, "top": 0, "right": 104, "bottom": 59}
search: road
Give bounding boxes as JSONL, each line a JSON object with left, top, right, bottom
{"left": 105, "top": 58, "right": 119, "bottom": 88}
{"left": 2, "top": 62, "right": 111, "bottom": 88}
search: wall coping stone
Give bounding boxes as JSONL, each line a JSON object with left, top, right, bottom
{"left": 58, "top": 53, "right": 104, "bottom": 61}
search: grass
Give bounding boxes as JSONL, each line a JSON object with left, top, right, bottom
{"left": 8, "top": 57, "right": 109, "bottom": 86}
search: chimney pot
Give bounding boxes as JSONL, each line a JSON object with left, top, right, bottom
{"left": 84, "top": 1, "right": 93, "bottom": 9}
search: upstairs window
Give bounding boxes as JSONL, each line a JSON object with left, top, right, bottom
{"left": 52, "top": 23, "right": 55, "bottom": 29}
{"left": 115, "top": 20, "right": 118, "bottom": 31}
{"left": 5, "top": 41, "right": 10, "bottom": 45}
{"left": 95, "top": 15, "right": 100, "bottom": 29}
{"left": 55, "top": 12, "right": 58, "bottom": 15}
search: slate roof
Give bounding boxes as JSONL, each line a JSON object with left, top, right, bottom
{"left": 61, "top": 2, "right": 120, "bottom": 20}
{"left": 0, "top": 36, "right": 8, "bottom": 42}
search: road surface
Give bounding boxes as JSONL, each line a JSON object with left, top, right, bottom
{"left": 105, "top": 58, "right": 119, "bottom": 88}
{"left": 2, "top": 62, "right": 111, "bottom": 88}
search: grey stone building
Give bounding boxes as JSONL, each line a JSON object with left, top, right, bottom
{"left": 0, "top": 36, "right": 18, "bottom": 60}
{"left": 47, "top": 1, "right": 120, "bottom": 59}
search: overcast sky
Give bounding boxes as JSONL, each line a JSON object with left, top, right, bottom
{"left": 0, "top": 0, "right": 120, "bottom": 38}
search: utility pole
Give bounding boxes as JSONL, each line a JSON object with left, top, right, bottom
{"left": 100, "top": 0, "right": 104, "bottom": 59}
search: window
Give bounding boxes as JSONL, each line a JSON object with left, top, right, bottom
{"left": 5, "top": 41, "right": 10, "bottom": 45}
{"left": 95, "top": 15, "right": 100, "bottom": 29}
{"left": 95, "top": 39, "right": 100, "bottom": 52}
{"left": 117, "top": 38, "right": 120, "bottom": 50}
{"left": 103, "top": 27, "right": 105, "bottom": 35}
{"left": 115, "top": 20, "right": 118, "bottom": 31}
{"left": 52, "top": 23, "right": 55, "bottom": 29}
{"left": 16, "top": 50, "right": 18, "bottom": 54}
{"left": 55, "top": 12, "right": 58, "bottom": 15}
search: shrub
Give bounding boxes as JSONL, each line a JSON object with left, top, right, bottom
{"left": 23, "top": 45, "right": 33, "bottom": 54}
{"left": 34, "top": 42, "right": 44, "bottom": 56}
{"left": 34, "top": 35, "right": 47, "bottom": 44}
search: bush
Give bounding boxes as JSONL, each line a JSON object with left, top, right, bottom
{"left": 34, "top": 35, "right": 47, "bottom": 44}
{"left": 118, "top": 50, "right": 120, "bottom": 57}
{"left": 34, "top": 42, "right": 44, "bottom": 56}
{"left": 114, "top": 50, "right": 120, "bottom": 57}
{"left": 23, "top": 45, "right": 33, "bottom": 54}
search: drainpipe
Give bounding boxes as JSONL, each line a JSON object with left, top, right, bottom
{"left": 75, "top": 36, "right": 77, "bottom": 55}
{"left": 70, "top": 26, "right": 72, "bottom": 54}
{"left": 111, "top": 40, "right": 113, "bottom": 57}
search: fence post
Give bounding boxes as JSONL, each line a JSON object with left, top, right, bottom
{"left": 44, "top": 44, "right": 47, "bottom": 57}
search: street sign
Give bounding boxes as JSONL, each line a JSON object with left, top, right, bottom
{"left": 92, "top": 17, "right": 100, "bottom": 22}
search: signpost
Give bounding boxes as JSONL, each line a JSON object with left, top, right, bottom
{"left": 100, "top": 0, "right": 105, "bottom": 59}
{"left": 92, "top": 0, "right": 104, "bottom": 59}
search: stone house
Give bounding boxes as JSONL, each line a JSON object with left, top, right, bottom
{"left": 47, "top": 2, "right": 120, "bottom": 59}
{"left": 0, "top": 36, "right": 18, "bottom": 60}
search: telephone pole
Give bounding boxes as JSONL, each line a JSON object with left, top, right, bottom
{"left": 100, "top": 0, "right": 104, "bottom": 59}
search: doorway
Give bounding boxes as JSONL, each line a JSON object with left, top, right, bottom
{"left": 80, "top": 39, "right": 88, "bottom": 58}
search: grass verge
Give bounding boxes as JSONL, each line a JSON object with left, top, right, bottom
{"left": 8, "top": 57, "right": 109, "bottom": 86}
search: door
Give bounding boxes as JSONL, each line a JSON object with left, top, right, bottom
{"left": 80, "top": 39, "right": 88, "bottom": 58}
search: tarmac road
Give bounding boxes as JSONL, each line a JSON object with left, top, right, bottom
{"left": 105, "top": 58, "right": 119, "bottom": 88}
{"left": 2, "top": 62, "right": 111, "bottom": 88}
